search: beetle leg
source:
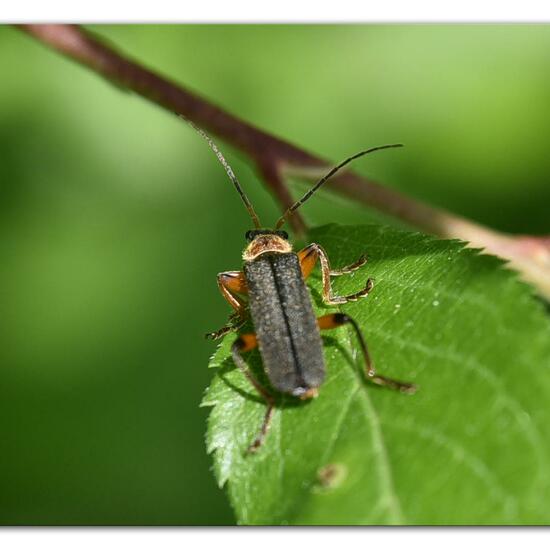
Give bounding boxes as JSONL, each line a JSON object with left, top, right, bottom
{"left": 297, "top": 243, "right": 319, "bottom": 279}
{"left": 232, "top": 333, "right": 276, "bottom": 453}
{"left": 206, "top": 313, "right": 246, "bottom": 340}
{"left": 318, "top": 313, "right": 416, "bottom": 394}
{"left": 206, "top": 271, "right": 248, "bottom": 339}
{"left": 217, "top": 270, "right": 248, "bottom": 311}
{"left": 298, "top": 243, "right": 373, "bottom": 305}
{"left": 329, "top": 254, "right": 368, "bottom": 276}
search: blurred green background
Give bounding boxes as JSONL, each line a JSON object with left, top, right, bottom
{"left": 1, "top": 25, "right": 549, "bottom": 525}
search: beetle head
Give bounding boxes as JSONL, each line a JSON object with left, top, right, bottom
{"left": 243, "top": 229, "right": 292, "bottom": 261}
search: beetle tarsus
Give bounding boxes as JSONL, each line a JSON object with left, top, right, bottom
{"left": 246, "top": 401, "right": 275, "bottom": 454}
{"left": 326, "top": 277, "right": 374, "bottom": 305}
{"left": 343, "top": 278, "right": 374, "bottom": 303}
{"left": 370, "top": 374, "right": 417, "bottom": 394}
{"left": 206, "top": 314, "right": 246, "bottom": 340}
{"left": 329, "top": 254, "right": 368, "bottom": 276}
{"left": 205, "top": 326, "right": 232, "bottom": 340}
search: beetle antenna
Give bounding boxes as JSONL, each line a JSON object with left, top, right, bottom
{"left": 274, "top": 143, "right": 403, "bottom": 230}
{"left": 183, "top": 117, "right": 262, "bottom": 229}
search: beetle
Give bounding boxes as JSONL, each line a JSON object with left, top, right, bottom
{"left": 191, "top": 122, "right": 416, "bottom": 453}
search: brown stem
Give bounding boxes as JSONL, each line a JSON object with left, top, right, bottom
{"left": 17, "top": 24, "right": 316, "bottom": 233}
{"left": 17, "top": 24, "right": 550, "bottom": 300}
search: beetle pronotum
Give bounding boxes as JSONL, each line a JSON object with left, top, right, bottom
{"left": 190, "top": 121, "right": 416, "bottom": 453}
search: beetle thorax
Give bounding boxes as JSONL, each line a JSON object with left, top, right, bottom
{"left": 242, "top": 235, "right": 293, "bottom": 261}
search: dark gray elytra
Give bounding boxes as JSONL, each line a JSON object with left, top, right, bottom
{"left": 244, "top": 252, "right": 325, "bottom": 396}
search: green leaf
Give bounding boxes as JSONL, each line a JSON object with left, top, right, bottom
{"left": 203, "top": 224, "right": 550, "bottom": 525}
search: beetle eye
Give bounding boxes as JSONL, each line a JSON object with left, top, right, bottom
{"left": 245, "top": 230, "right": 253, "bottom": 241}
{"left": 278, "top": 230, "right": 289, "bottom": 240}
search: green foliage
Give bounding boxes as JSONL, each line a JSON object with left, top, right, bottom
{"left": 204, "top": 224, "right": 550, "bottom": 525}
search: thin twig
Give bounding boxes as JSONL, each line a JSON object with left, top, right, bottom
{"left": 17, "top": 24, "right": 550, "bottom": 299}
